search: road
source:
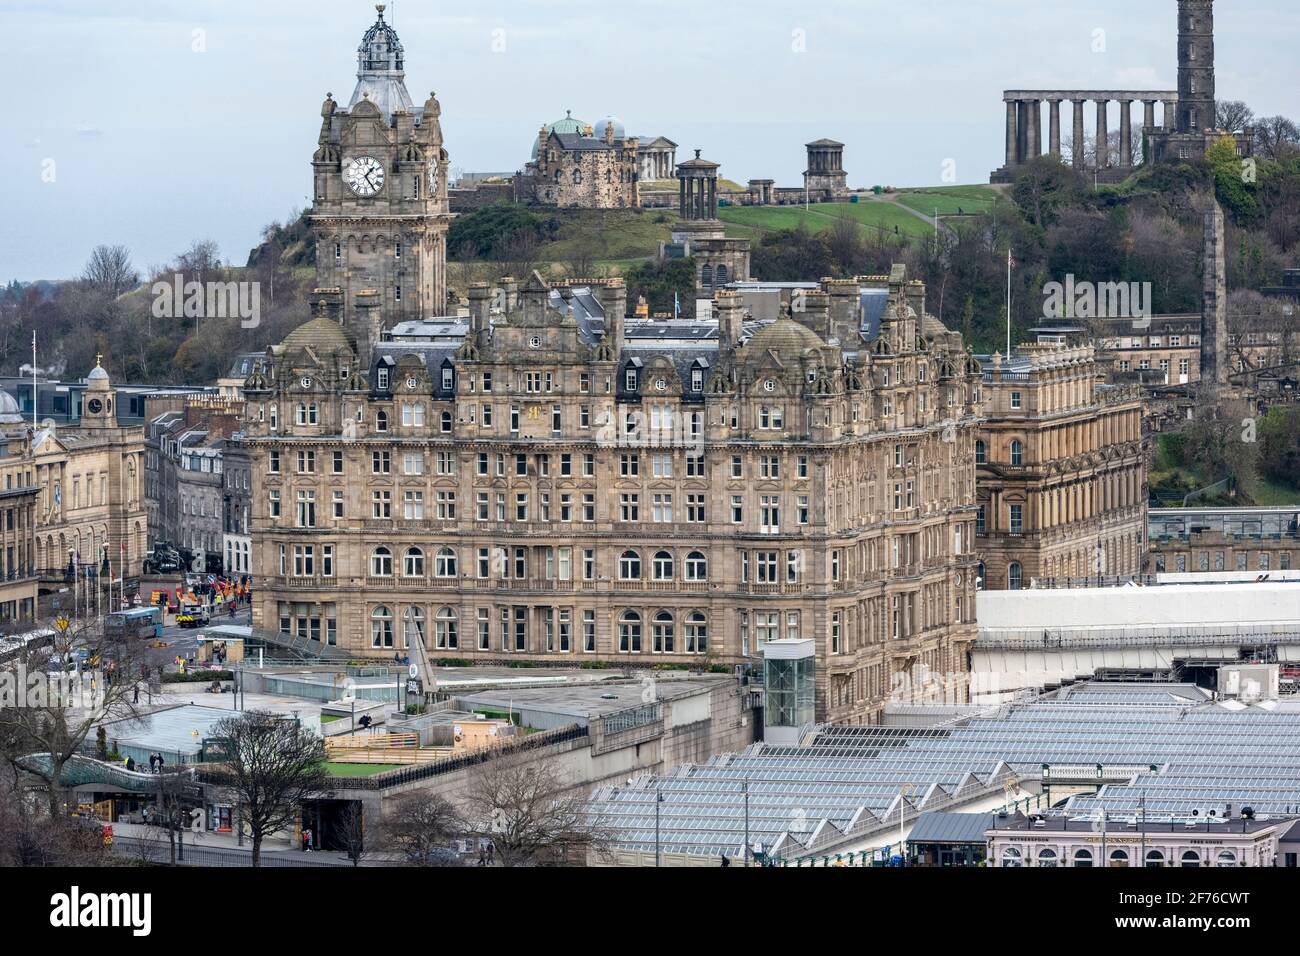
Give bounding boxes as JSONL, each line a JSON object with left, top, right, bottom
{"left": 110, "top": 834, "right": 357, "bottom": 867}
{"left": 146, "top": 604, "right": 252, "bottom": 673}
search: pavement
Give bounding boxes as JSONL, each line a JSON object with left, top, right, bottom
{"left": 108, "top": 820, "right": 398, "bottom": 867}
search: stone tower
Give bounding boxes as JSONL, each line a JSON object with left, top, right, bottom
{"left": 1201, "top": 197, "right": 1227, "bottom": 394}
{"left": 804, "top": 139, "right": 849, "bottom": 202}
{"left": 1177, "top": 0, "right": 1216, "bottom": 135}
{"left": 310, "top": 5, "right": 452, "bottom": 356}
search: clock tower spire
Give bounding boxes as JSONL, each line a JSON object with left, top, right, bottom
{"left": 310, "top": 7, "right": 451, "bottom": 364}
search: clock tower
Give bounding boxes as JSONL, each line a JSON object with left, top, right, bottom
{"left": 81, "top": 356, "right": 117, "bottom": 430}
{"left": 311, "top": 5, "right": 451, "bottom": 352}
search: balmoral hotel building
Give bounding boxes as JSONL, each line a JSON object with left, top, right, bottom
{"left": 974, "top": 344, "right": 1147, "bottom": 590}
{"left": 241, "top": 266, "right": 984, "bottom": 724}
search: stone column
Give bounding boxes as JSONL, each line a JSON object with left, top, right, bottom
{"left": 1118, "top": 100, "right": 1132, "bottom": 168}
{"left": 679, "top": 177, "right": 687, "bottom": 217}
{"left": 1095, "top": 99, "right": 1109, "bottom": 168}
{"left": 1005, "top": 101, "right": 1017, "bottom": 166}
{"left": 1048, "top": 100, "right": 1062, "bottom": 157}
{"left": 1026, "top": 100, "right": 1040, "bottom": 158}
{"left": 1143, "top": 100, "right": 1157, "bottom": 164}
{"left": 1073, "top": 99, "right": 1086, "bottom": 168}
{"left": 1016, "top": 100, "right": 1028, "bottom": 164}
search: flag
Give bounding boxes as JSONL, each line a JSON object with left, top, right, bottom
{"left": 1007, "top": 249, "right": 1016, "bottom": 270}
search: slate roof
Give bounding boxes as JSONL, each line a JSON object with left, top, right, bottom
{"left": 907, "top": 812, "right": 997, "bottom": 845}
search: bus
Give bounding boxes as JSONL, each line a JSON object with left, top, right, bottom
{"left": 105, "top": 606, "right": 164, "bottom": 642}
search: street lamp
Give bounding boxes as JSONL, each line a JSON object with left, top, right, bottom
{"left": 654, "top": 787, "right": 664, "bottom": 867}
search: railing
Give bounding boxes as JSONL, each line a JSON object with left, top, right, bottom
{"left": 1030, "top": 574, "right": 1158, "bottom": 590}
{"left": 327, "top": 723, "right": 589, "bottom": 790}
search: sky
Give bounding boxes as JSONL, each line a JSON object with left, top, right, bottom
{"left": 2, "top": 0, "right": 1297, "bottom": 282}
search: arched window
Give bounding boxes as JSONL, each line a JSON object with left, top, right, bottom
{"left": 653, "top": 611, "right": 675, "bottom": 653}
{"left": 619, "top": 550, "right": 641, "bottom": 580}
{"left": 618, "top": 610, "right": 642, "bottom": 653}
{"left": 974, "top": 440, "right": 986, "bottom": 465}
{"left": 1180, "top": 850, "right": 1201, "bottom": 868}
{"left": 976, "top": 562, "right": 986, "bottom": 589}
{"left": 701, "top": 265, "right": 714, "bottom": 288}
{"left": 1215, "top": 850, "right": 1236, "bottom": 868}
{"left": 1037, "top": 847, "right": 1058, "bottom": 868}
{"left": 685, "top": 551, "right": 708, "bottom": 581}
{"left": 435, "top": 546, "right": 457, "bottom": 578}
{"left": 1001, "top": 847, "right": 1023, "bottom": 868}
{"left": 1010, "top": 439, "right": 1023, "bottom": 466}
{"left": 372, "top": 547, "right": 393, "bottom": 577}
{"left": 440, "top": 410, "right": 452, "bottom": 433}
{"left": 403, "top": 547, "right": 424, "bottom": 577}
{"left": 1109, "top": 849, "right": 1130, "bottom": 868}
{"left": 435, "top": 607, "right": 458, "bottom": 649}
{"left": 573, "top": 168, "right": 583, "bottom": 185}
{"left": 1145, "top": 849, "right": 1165, "bottom": 868}
{"left": 371, "top": 606, "right": 394, "bottom": 648}
{"left": 376, "top": 409, "right": 389, "bottom": 432}
{"left": 402, "top": 606, "right": 425, "bottom": 648}
{"left": 715, "top": 264, "right": 728, "bottom": 285}
{"left": 1073, "top": 848, "right": 1093, "bottom": 868}
{"left": 554, "top": 170, "right": 563, "bottom": 183}
{"left": 1008, "top": 562, "right": 1023, "bottom": 590}
{"left": 652, "top": 550, "right": 674, "bottom": 581}
{"left": 686, "top": 611, "right": 708, "bottom": 653}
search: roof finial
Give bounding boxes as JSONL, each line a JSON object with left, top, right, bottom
{"left": 376, "top": 4, "right": 386, "bottom": 18}
{"left": 95, "top": 352, "right": 102, "bottom": 368}
{"left": 695, "top": 149, "right": 702, "bottom": 159}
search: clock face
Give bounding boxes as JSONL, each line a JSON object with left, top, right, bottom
{"left": 87, "top": 398, "right": 103, "bottom": 414}
{"left": 344, "top": 156, "right": 385, "bottom": 196}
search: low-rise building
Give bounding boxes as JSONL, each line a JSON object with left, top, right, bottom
{"left": 988, "top": 813, "right": 1290, "bottom": 868}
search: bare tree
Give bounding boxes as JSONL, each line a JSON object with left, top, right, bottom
{"left": 338, "top": 801, "right": 368, "bottom": 867}
{"left": 83, "top": 245, "right": 138, "bottom": 297}
{"left": 208, "top": 711, "right": 328, "bottom": 866}
{"left": 564, "top": 236, "right": 599, "bottom": 281}
{"left": 1216, "top": 100, "right": 1255, "bottom": 134}
{"left": 826, "top": 213, "right": 864, "bottom": 275}
{"left": 173, "top": 239, "right": 223, "bottom": 286}
{"left": 499, "top": 233, "right": 542, "bottom": 282}
{"left": 379, "top": 790, "right": 464, "bottom": 866}
{"left": 0, "top": 618, "right": 145, "bottom": 819}
{"left": 463, "top": 754, "right": 613, "bottom": 867}
{"left": 1254, "top": 115, "right": 1300, "bottom": 161}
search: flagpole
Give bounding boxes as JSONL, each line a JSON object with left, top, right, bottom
{"left": 31, "top": 331, "right": 37, "bottom": 432}
{"left": 1006, "top": 249, "right": 1012, "bottom": 357}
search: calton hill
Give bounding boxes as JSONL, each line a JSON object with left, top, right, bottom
{"left": 2, "top": 102, "right": 1298, "bottom": 502}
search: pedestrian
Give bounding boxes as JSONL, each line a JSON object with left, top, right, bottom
{"left": 133, "top": 683, "right": 139, "bottom": 704}
{"left": 477, "top": 847, "right": 486, "bottom": 866}
{"left": 148, "top": 753, "right": 157, "bottom": 772}
{"left": 125, "top": 756, "right": 135, "bottom": 772}
{"left": 487, "top": 843, "right": 494, "bottom": 864}
{"left": 302, "top": 828, "right": 312, "bottom": 852}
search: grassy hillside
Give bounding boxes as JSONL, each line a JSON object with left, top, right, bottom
{"left": 893, "top": 185, "right": 1001, "bottom": 217}
{"left": 717, "top": 201, "right": 933, "bottom": 240}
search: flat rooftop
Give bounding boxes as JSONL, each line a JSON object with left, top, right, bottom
{"left": 457, "top": 678, "right": 718, "bottom": 721}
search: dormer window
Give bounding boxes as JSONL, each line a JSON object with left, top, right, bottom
{"left": 441, "top": 367, "right": 454, "bottom": 391}
{"left": 377, "top": 367, "right": 390, "bottom": 390}
{"left": 625, "top": 368, "right": 638, "bottom": 391}
{"left": 691, "top": 368, "right": 704, "bottom": 391}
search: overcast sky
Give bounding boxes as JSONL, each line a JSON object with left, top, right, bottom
{"left": 3, "top": 0, "right": 1297, "bottom": 282}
